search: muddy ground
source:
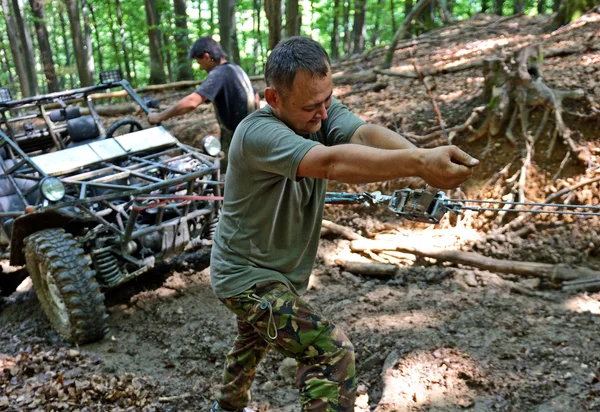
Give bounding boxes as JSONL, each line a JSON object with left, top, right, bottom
{"left": 2, "top": 11, "right": 600, "bottom": 412}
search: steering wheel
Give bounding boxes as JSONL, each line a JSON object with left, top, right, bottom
{"left": 105, "top": 118, "right": 143, "bottom": 139}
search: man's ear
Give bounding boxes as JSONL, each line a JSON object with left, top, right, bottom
{"left": 264, "top": 87, "right": 279, "bottom": 109}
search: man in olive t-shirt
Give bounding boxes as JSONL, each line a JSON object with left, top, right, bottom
{"left": 210, "top": 98, "right": 363, "bottom": 299}
{"left": 209, "top": 37, "right": 479, "bottom": 412}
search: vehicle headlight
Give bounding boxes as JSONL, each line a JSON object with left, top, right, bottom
{"left": 40, "top": 177, "right": 65, "bottom": 202}
{"left": 201, "top": 135, "right": 221, "bottom": 156}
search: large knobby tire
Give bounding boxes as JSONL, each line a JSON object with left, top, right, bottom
{"left": 24, "top": 228, "right": 108, "bottom": 344}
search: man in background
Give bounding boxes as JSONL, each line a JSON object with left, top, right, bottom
{"left": 148, "top": 36, "right": 259, "bottom": 172}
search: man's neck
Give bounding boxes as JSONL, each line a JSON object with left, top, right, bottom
{"left": 207, "top": 58, "right": 228, "bottom": 72}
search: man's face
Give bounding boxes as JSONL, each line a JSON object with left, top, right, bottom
{"left": 270, "top": 68, "right": 333, "bottom": 136}
{"left": 195, "top": 54, "right": 212, "bottom": 72}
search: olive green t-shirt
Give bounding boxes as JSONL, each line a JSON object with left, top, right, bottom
{"left": 210, "top": 98, "right": 365, "bottom": 298}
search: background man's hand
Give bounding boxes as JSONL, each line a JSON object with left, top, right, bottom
{"left": 147, "top": 112, "right": 162, "bottom": 125}
{"left": 420, "top": 145, "right": 479, "bottom": 189}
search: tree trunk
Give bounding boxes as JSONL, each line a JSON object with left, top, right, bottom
{"left": 65, "top": 0, "right": 94, "bottom": 86}
{"left": 129, "top": 28, "right": 138, "bottom": 83}
{"left": 208, "top": 0, "right": 215, "bottom": 35}
{"left": 81, "top": 0, "right": 96, "bottom": 84}
{"left": 0, "top": 28, "right": 15, "bottom": 87}
{"left": 253, "top": 0, "right": 262, "bottom": 74}
{"left": 331, "top": 0, "right": 340, "bottom": 59}
{"left": 417, "top": 0, "right": 435, "bottom": 30}
{"left": 552, "top": 0, "right": 595, "bottom": 28}
{"left": 514, "top": 0, "right": 524, "bottom": 13}
{"left": 481, "top": 0, "right": 488, "bottom": 13}
{"left": 264, "top": 0, "right": 282, "bottom": 50}
{"left": 553, "top": 0, "right": 561, "bottom": 12}
{"left": 352, "top": 0, "right": 367, "bottom": 54}
{"left": 342, "top": 0, "right": 351, "bottom": 56}
{"left": 105, "top": 0, "right": 124, "bottom": 78}
{"left": 145, "top": 0, "right": 167, "bottom": 84}
{"left": 116, "top": 0, "right": 133, "bottom": 83}
{"left": 173, "top": 0, "right": 193, "bottom": 81}
{"left": 537, "top": 0, "right": 544, "bottom": 14}
{"left": 10, "top": 0, "right": 39, "bottom": 95}
{"left": 163, "top": 31, "right": 173, "bottom": 82}
{"left": 2, "top": 0, "right": 31, "bottom": 97}
{"left": 494, "top": 0, "right": 504, "bottom": 15}
{"left": 58, "top": 5, "right": 74, "bottom": 89}
{"left": 218, "top": 0, "right": 234, "bottom": 56}
{"left": 29, "top": 0, "right": 59, "bottom": 93}
{"left": 380, "top": 0, "right": 434, "bottom": 69}
{"left": 285, "top": 0, "right": 300, "bottom": 38}
{"left": 87, "top": 2, "right": 104, "bottom": 73}
{"left": 390, "top": 0, "right": 397, "bottom": 33}
{"left": 371, "top": 0, "right": 383, "bottom": 47}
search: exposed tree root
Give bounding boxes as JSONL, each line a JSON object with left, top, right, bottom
{"left": 468, "top": 44, "right": 591, "bottom": 167}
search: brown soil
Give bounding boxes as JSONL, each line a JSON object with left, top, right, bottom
{"left": 2, "top": 11, "right": 600, "bottom": 412}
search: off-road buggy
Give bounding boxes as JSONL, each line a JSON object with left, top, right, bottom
{"left": 0, "top": 70, "right": 222, "bottom": 344}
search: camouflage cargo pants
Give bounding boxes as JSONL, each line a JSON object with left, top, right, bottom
{"left": 216, "top": 282, "right": 356, "bottom": 411}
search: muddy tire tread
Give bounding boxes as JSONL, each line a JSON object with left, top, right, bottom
{"left": 24, "top": 228, "right": 108, "bottom": 344}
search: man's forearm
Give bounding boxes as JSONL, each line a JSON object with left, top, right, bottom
{"left": 350, "top": 124, "right": 416, "bottom": 150}
{"left": 323, "top": 144, "right": 425, "bottom": 183}
{"left": 157, "top": 102, "right": 196, "bottom": 122}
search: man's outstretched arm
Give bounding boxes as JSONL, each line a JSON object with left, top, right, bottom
{"left": 298, "top": 124, "right": 479, "bottom": 189}
{"left": 148, "top": 92, "right": 206, "bottom": 125}
{"left": 349, "top": 124, "right": 416, "bottom": 150}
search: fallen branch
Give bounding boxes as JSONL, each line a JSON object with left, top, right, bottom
{"left": 334, "top": 258, "right": 398, "bottom": 278}
{"left": 350, "top": 239, "right": 596, "bottom": 281}
{"left": 411, "top": 51, "right": 449, "bottom": 144}
{"left": 321, "top": 219, "right": 365, "bottom": 240}
{"left": 496, "top": 175, "right": 600, "bottom": 234}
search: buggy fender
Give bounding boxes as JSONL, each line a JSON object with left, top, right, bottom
{"left": 10, "top": 210, "right": 93, "bottom": 266}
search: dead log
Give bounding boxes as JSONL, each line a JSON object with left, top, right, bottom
{"left": 80, "top": 103, "right": 139, "bottom": 117}
{"left": 332, "top": 71, "right": 378, "bottom": 85}
{"left": 334, "top": 258, "right": 398, "bottom": 278}
{"left": 321, "top": 219, "right": 365, "bottom": 240}
{"left": 350, "top": 238, "right": 596, "bottom": 281}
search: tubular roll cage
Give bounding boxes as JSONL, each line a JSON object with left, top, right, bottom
{"left": 0, "top": 79, "right": 222, "bottom": 264}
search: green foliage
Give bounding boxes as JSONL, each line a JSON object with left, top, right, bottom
{"left": 0, "top": 0, "right": 583, "bottom": 94}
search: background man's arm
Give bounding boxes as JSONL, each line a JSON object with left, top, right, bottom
{"left": 148, "top": 92, "right": 206, "bottom": 124}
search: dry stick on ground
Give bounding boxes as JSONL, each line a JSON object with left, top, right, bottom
{"left": 350, "top": 239, "right": 596, "bottom": 282}
{"left": 496, "top": 175, "right": 600, "bottom": 234}
{"left": 334, "top": 258, "right": 398, "bottom": 278}
{"left": 321, "top": 219, "right": 365, "bottom": 240}
{"left": 321, "top": 220, "right": 595, "bottom": 283}
{"left": 410, "top": 48, "right": 450, "bottom": 144}
{"left": 399, "top": 107, "right": 484, "bottom": 146}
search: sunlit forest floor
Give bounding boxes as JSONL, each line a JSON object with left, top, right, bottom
{"left": 2, "top": 11, "right": 600, "bottom": 411}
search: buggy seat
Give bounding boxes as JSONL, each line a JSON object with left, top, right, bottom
{"left": 0, "top": 158, "right": 37, "bottom": 214}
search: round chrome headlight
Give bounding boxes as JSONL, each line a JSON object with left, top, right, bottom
{"left": 201, "top": 135, "right": 221, "bottom": 157}
{"left": 40, "top": 177, "right": 65, "bottom": 202}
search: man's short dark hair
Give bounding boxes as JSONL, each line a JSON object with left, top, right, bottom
{"left": 264, "top": 37, "right": 330, "bottom": 95}
{"left": 188, "top": 36, "right": 228, "bottom": 61}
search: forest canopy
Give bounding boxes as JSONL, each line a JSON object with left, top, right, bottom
{"left": 0, "top": 0, "right": 595, "bottom": 99}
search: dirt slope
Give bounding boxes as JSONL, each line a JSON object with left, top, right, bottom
{"left": 2, "top": 11, "right": 600, "bottom": 412}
